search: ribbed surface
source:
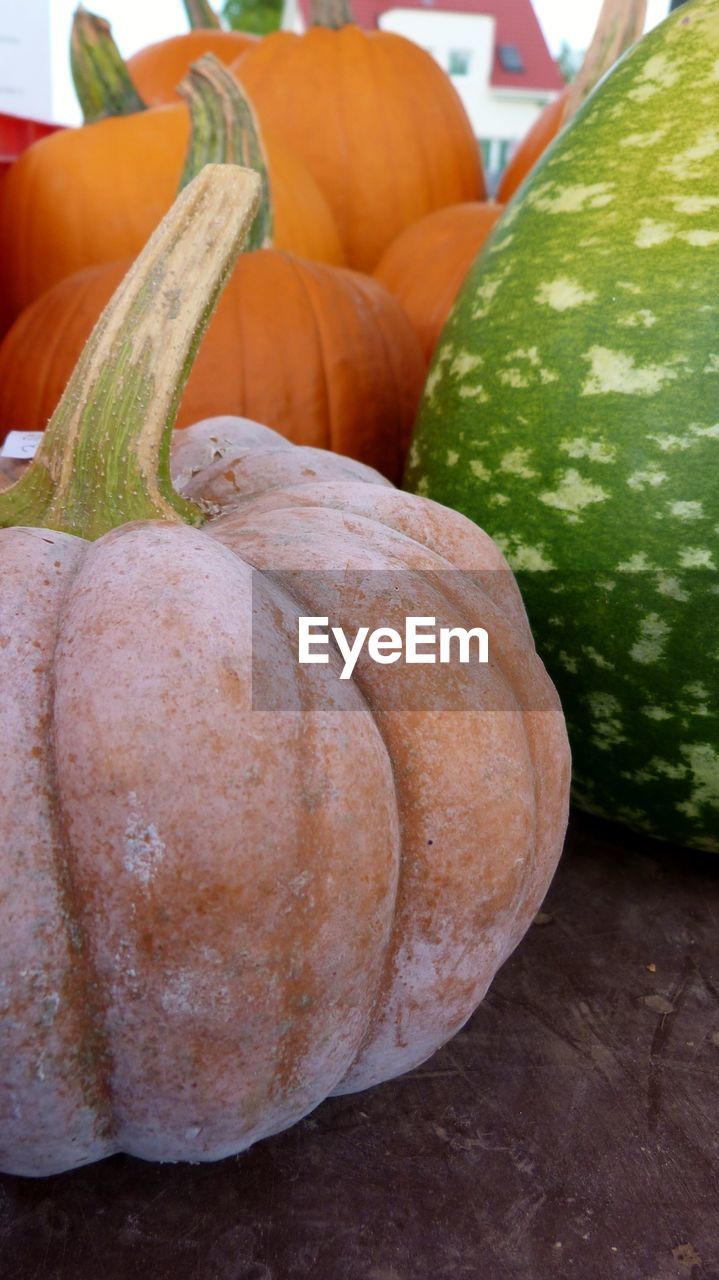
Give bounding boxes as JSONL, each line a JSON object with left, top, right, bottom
{"left": 0, "top": 418, "right": 569, "bottom": 1174}
{"left": 374, "top": 201, "right": 503, "bottom": 362}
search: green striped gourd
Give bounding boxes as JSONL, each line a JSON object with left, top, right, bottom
{"left": 405, "top": 0, "right": 719, "bottom": 851}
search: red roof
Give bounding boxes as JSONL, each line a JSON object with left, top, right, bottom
{"left": 298, "top": 0, "right": 564, "bottom": 93}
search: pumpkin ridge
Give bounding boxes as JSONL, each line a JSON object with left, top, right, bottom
{"left": 231, "top": 554, "right": 406, "bottom": 1089}
{"left": 326, "top": 29, "right": 357, "bottom": 259}
{"left": 283, "top": 253, "right": 335, "bottom": 449}
{"left": 339, "top": 703, "right": 404, "bottom": 1080}
{"left": 183, "top": 526, "right": 405, "bottom": 1113}
{"left": 346, "top": 272, "right": 410, "bottom": 467}
{"left": 377, "top": 35, "right": 433, "bottom": 217}
{"left": 41, "top": 540, "right": 118, "bottom": 1149}
{"left": 266, "top": 559, "right": 406, "bottom": 1084}
{"left": 16, "top": 153, "right": 40, "bottom": 320}
{"left": 212, "top": 493, "right": 563, "bottom": 1090}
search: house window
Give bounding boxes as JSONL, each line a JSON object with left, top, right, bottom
{"left": 497, "top": 43, "right": 525, "bottom": 74}
{"left": 498, "top": 139, "right": 514, "bottom": 172}
{"left": 448, "top": 49, "right": 472, "bottom": 76}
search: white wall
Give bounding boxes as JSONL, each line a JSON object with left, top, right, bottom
{"left": 0, "top": 0, "right": 673, "bottom": 127}
{"left": 0, "top": 0, "right": 189, "bottom": 126}
{"left": 0, "top": 0, "right": 53, "bottom": 120}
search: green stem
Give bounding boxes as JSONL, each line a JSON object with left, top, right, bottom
{"left": 70, "top": 5, "right": 146, "bottom": 122}
{"left": 183, "top": 0, "right": 222, "bottom": 28}
{"left": 0, "top": 166, "right": 261, "bottom": 541}
{"left": 177, "top": 55, "right": 272, "bottom": 251}
{"left": 309, "top": 0, "right": 354, "bottom": 27}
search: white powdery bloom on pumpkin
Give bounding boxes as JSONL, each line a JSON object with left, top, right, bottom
{"left": 123, "top": 792, "right": 167, "bottom": 885}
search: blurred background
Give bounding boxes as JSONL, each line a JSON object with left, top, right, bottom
{"left": 0, "top": 0, "right": 675, "bottom": 186}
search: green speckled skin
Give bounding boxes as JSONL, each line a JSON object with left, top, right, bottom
{"left": 406, "top": 0, "right": 719, "bottom": 851}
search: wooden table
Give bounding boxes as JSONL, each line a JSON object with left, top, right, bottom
{"left": 2, "top": 812, "right": 718, "bottom": 1279}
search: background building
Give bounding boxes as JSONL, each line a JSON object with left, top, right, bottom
{"left": 1, "top": 0, "right": 669, "bottom": 145}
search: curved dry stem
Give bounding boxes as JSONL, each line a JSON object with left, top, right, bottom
{"left": 178, "top": 54, "right": 272, "bottom": 250}
{"left": 564, "top": 0, "right": 648, "bottom": 122}
{"left": 70, "top": 5, "right": 146, "bottom": 121}
{"left": 0, "top": 166, "right": 261, "bottom": 540}
{"left": 183, "top": 0, "right": 222, "bottom": 28}
{"left": 309, "top": 0, "right": 354, "bottom": 29}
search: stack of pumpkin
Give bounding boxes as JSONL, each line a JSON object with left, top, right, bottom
{"left": 0, "top": 0, "right": 648, "bottom": 474}
{"left": 0, "top": 0, "right": 573, "bottom": 1177}
{"left": 0, "top": 0, "right": 716, "bottom": 1180}
{"left": 0, "top": 0, "right": 505, "bottom": 481}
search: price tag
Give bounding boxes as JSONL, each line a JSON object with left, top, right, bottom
{"left": 1, "top": 431, "right": 43, "bottom": 460}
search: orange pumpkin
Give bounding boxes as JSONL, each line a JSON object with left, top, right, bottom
{"left": 0, "top": 54, "right": 343, "bottom": 332}
{"left": 0, "top": 251, "right": 424, "bottom": 481}
{"left": 496, "top": 90, "right": 568, "bottom": 205}
{"left": 69, "top": 3, "right": 256, "bottom": 112}
{"left": 0, "top": 59, "right": 419, "bottom": 479}
{"left": 374, "top": 202, "right": 503, "bottom": 364}
{"left": 233, "top": 4, "right": 485, "bottom": 271}
{"left": 0, "top": 167, "right": 569, "bottom": 1175}
{"left": 128, "top": 31, "right": 258, "bottom": 105}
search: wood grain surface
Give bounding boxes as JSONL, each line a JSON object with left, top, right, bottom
{"left": 1, "top": 811, "right": 718, "bottom": 1279}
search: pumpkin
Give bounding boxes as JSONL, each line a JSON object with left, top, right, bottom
{"left": 406, "top": 0, "right": 719, "bottom": 851}
{"left": 496, "top": 0, "right": 647, "bottom": 204}
{"left": 0, "top": 63, "right": 423, "bottom": 481}
{"left": 0, "top": 40, "right": 343, "bottom": 332}
{"left": 71, "top": 5, "right": 257, "bottom": 113}
{"left": 0, "top": 165, "right": 569, "bottom": 1177}
{"left": 496, "top": 91, "right": 569, "bottom": 206}
{"left": 128, "top": 31, "right": 258, "bottom": 105}
{"left": 0, "top": 249, "right": 424, "bottom": 480}
{"left": 374, "top": 202, "right": 503, "bottom": 365}
{"left": 232, "top": 0, "right": 485, "bottom": 272}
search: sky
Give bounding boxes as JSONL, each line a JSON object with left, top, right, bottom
{"left": 50, "top": 0, "right": 672, "bottom": 124}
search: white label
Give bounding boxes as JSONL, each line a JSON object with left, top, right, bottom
{"left": 1, "top": 431, "right": 43, "bottom": 459}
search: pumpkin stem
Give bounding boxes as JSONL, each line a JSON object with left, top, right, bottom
{"left": 183, "top": 0, "right": 223, "bottom": 29}
{"left": 309, "top": 0, "right": 354, "bottom": 29}
{"left": 70, "top": 5, "right": 147, "bottom": 122}
{"left": 177, "top": 55, "right": 272, "bottom": 251}
{"left": 0, "top": 166, "right": 261, "bottom": 541}
{"left": 563, "top": 0, "right": 648, "bottom": 122}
